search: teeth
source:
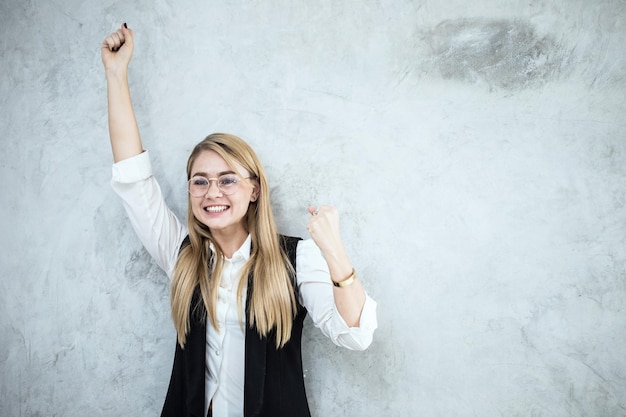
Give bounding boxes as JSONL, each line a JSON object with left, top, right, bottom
{"left": 205, "top": 206, "right": 228, "bottom": 213}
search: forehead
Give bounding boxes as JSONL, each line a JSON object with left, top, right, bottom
{"left": 190, "top": 149, "right": 247, "bottom": 176}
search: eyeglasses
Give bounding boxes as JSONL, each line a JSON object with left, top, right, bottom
{"left": 188, "top": 174, "right": 253, "bottom": 197}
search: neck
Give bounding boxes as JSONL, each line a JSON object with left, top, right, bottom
{"left": 211, "top": 227, "right": 249, "bottom": 258}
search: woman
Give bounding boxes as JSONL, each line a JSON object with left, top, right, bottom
{"left": 101, "top": 24, "right": 377, "bottom": 417}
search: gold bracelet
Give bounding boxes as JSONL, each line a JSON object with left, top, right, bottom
{"left": 332, "top": 268, "right": 357, "bottom": 288}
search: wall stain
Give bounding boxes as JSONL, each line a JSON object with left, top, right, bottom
{"left": 424, "top": 18, "right": 568, "bottom": 90}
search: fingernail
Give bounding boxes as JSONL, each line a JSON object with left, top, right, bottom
{"left": 123, "top": 22, "right": 128, "bottom": 28}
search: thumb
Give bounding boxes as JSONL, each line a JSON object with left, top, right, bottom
{"left": 121, "top": 23, "right": 134, "bottom": 47}
{"left": 308, "top": 205, "right": 317, "bottom": 216}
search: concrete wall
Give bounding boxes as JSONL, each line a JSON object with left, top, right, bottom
{"left": 1, "top": 1, "right": 625, "bottom": 416}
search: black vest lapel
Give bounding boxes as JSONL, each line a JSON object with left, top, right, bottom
{"left": 243, "top": 280, "right": 268, "bottom": 417}
{"left": 161, "top": 287, "right": 207, "bottom": 417}
{"left": 243, "top": 235, "right": 304, "bottom": 417}
{"left": 185, "top": 288, "right": 208, "bottom": 417}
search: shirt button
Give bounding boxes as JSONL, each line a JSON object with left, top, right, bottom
{"left": 215, "top": 349, "right": 220, "bottom": 356}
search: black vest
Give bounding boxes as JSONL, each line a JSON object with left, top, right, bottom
{"left": 160, "top": 235, "right": 311, "bottom": 417}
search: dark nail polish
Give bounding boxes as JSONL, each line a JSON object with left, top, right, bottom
{"left": 123, "top": 22, "right": 128, "bottom": 28}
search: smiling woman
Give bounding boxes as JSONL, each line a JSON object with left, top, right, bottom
{"left": 101, "top": 24, "right": 377, "bottom": 417}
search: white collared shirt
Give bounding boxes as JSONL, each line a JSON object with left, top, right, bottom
{"left": 112, "top": 151, "right": 377, "bottom": 417}
{"left": 205, "top": 236, "right": 250, "bottom": 417}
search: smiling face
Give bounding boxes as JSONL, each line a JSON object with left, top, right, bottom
{"left": 189, "top": 150, "right": 258, "bottom": 239}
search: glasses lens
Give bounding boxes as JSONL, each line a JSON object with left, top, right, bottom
{"left": 218, "top": 175, "right": 239, "bottom": 194}
{"left": 189, "top": 176, "right": 208, "bottom": 196}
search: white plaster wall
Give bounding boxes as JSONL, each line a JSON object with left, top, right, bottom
{"left": 1, "top": 0, "right": 625, "bottom": 416}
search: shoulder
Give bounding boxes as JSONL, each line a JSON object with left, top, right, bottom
{"left": 279, "top": 234, "right": 302, "bottom": 249}
{"left": 293, "top": 238, "right": 320, "bottom": 255}
{"left": 279, "top": 235, "right": 302, "bottom": 265}
{"left": 179, "top": 235, "right": 191, "bottom": 252}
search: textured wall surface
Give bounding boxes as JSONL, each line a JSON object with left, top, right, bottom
{"left": 1, "top": 0, "right": 625, "bottom": 416}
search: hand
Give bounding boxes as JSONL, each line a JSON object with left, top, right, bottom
{"left": 306, "top": 205, "right": 345, "bottom": 256}
{"left": 101, "top": 23, "right": 134, "bottom": 76}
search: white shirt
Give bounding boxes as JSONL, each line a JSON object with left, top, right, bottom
{"left": 206, "top": 237, "right": 248, "bottom": 416}
{"left": 111, "top": 151, "right": 377, "bottom": 417}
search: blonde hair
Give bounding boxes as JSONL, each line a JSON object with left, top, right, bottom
{"left": 171, "top": 133, "right": 297, "bottom": 348}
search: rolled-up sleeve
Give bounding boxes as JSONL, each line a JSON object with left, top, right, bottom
{"left": 111, "top": 151, "right": 187, "bottom": 278}
{"left": 296, "top": 239, "right": 377, "bottom": 350}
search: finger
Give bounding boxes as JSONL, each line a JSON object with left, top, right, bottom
{"left": 115, "top": 29, "right": 125, "bottom": 43}
{"left": 102, "top": 35, "right": 116, "bottom": 51}
{"left": 112, "top": 34, "right": 122, "bottom": 51}
{"left": 113, "top": 29, "right": 127, "bottom": 51}
{"left": 103, "top": 32, "right": 122, "bottom": 51}
{"left": 308, "top": 205, "right": 317, "bottom": 216}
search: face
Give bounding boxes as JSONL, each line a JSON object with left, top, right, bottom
{"left": 189, "top": 150, "right": 258, "bottom": 237}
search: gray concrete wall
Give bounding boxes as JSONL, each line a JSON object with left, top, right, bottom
{"left": 1, "top": 1, "right": 625, "bottom": 416}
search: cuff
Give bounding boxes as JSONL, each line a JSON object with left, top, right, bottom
{"left": 330, "top": 294, "right": 378, "bottom": 350}
{"left": 334, "top": 294, "right": 378, "bottom": 332}
{"left": 111, "top": 151, "right": 152, "bottom": 183}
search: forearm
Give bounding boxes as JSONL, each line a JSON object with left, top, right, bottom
{"left": 297, "top": 239, "right": 376, "bottom": 349}
{"left": 106, "top": 71, "right": 143, "bottom": 162}
{"left": 324, "top": 247, "right": 367, "bottom": 327}
{"left": 305, "top": 205, "right": 368, "bottom": 327}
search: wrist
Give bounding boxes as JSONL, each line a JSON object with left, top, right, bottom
{"left": 104, "top": 67, "right": 129, "bottom": 83}
{"left": 319, "top": 242, "right": 349, "bottom": 264}
{"left": 332, "top": 268, "right": 357, "bottom": 288}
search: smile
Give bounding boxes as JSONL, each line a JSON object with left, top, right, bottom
{"left": 204, "top": 205, "right": 229, "bottom": 213}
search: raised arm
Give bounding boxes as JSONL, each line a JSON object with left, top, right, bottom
{"left": 101, "top": 23, "right": 143, "bottom": 162}
{"left": 306, "top": 205, "right": 368, "bottom": 327}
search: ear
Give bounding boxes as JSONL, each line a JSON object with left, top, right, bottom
{"left": 250, "top": 186, "right": 259, "bottom": 202}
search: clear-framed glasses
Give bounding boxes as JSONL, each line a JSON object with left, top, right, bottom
{"left": 188, "top": 174, "right": 252, "bottom": 197}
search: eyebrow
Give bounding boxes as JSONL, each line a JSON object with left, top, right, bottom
{"left": 191, "top": 170, "right": 237, "bottom": 178}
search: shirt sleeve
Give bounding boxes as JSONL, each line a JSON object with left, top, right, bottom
{"left": 295, "top": 239, "right": 378, "bottom": 351}
{"left": 110, "top": 151, "right": 188, "bottom": 278}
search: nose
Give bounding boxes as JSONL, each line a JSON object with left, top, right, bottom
{"left": 205, "top": 178, "right": 223, "bottom": 198}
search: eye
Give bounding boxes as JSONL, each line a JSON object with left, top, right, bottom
{"left": 219, "top": 175, "right": 239, "bottom": 186}
{"left": 191, "top": 177, "right": 209, "bottom": 186}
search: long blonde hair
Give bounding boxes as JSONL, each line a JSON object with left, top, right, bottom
{"left": 171, "top": 133, "right": 297, "bottom": 348}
